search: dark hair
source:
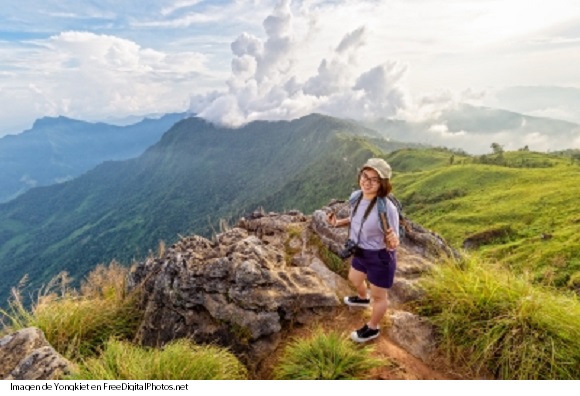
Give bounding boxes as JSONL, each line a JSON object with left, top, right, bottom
{"left": 358, "top": 167, "right": 392, "bottom": 197}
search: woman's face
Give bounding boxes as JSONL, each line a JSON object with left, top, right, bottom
{"left": 359, "top": 167, "right": 381, "bottom": 197}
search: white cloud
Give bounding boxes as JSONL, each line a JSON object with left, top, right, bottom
{"left": 336, "top": 26, "right": 366, "bottom": 53}
{"left": 428, "top": 123, "right": 466, "bottom": 138}
{"left": 161, "top": 0, "right": 204, "bottom": 17}
{"left": 191, "top": 1, "right": 408, "bottom": 127}
{"left": 19, "top": 174, "right": 38, "bottom": 188}
{"left": 0, "top": 31, "right": 214, "bottom": 134}
{"left": 1, "top": 0, "right": 580, "bottom": 146}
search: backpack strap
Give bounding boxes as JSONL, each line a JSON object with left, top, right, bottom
{"left": 387, "top": 194, "right": 406, "bottom": 239}
{"left": 348, "top": 190, "right": 363, "bottom": 208}
{"left": 376, "top": 196, "right": 389, "bottom": 232}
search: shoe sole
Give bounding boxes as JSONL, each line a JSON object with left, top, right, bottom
{"left": 343, "top": 296, "right": 370, "bottom": 307}
{"left": 350, "top": 331, "right": 380, "bottom": 343}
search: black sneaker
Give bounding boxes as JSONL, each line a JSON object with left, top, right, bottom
{"left": 343, "top": 295, "right": 370, "bottom": 307}
{"left": 351, "top": 324, "right": 380, "bottom": 343}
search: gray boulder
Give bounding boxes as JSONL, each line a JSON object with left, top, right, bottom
{"left": 387, "top": 311, "right": 436, "bottom": 362}
{"left": 0, "top": 327, "right": 70, "bottom": 380}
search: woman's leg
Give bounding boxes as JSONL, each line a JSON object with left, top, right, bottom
{"left": 348, "top": 266, "right": 368, "bottom": 298}
{"left": 368, "top": 283, "right": 388, "bottom": 329}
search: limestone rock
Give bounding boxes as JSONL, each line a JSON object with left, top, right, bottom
{"left": 0, "top": 327, "right": 70, "bottom": 380}
{"left": 129, "top": 211, "right": 341, "bottom": 367}
{"left": 387, "top": 311, "right": 436, "bottom": 362}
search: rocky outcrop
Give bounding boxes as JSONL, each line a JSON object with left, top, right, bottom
{"left": 0, "top": 327, "right": 71, "bottom": 380}
{"left": 128, "top": 210, "right": 346, "bottom": 367}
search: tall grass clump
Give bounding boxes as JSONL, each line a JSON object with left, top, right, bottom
{"left": 273, "top": 329, "right": 382, "bottom": 379}
{"left": 419, "top": 256, "right": 580, "bottom": 379}
{"left": 69, "top": 338, "right": 248, "bottom": 380}
{"left": 0, "top": 261, "right": 142, "bottom": 359}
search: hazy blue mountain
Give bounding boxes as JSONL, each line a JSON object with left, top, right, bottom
{"left": 492, "top": 86, "right": 580, "bottom": 125}
{"left": 0, "top": 113, "right": 423, "bottom": 305}
{"left": 0, "top": 113, "right": 186, "bottom": 203}
{"left": 364, "top": 104, "right": 580, "bottom": 154}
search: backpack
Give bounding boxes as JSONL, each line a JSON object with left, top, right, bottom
{"left": 348, "top": 190, "right": 407, "bottom": 240}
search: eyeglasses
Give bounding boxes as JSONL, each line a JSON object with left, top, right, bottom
{"left": 360, "top": 172, "right": 380, "bottom": 185}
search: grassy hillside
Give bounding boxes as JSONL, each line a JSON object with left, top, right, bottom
{"left": 391, "top": 149, "right": 580, "bottom": 288}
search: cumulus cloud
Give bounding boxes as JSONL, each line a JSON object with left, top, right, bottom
{"left": 0, "top": 31, "right": 211, "bottom": 132}
{"left": 336, "top": 26, "right": 367, "bottom": 53}
{"left": 190, "top": 0, "right": 408, "bottom": 127}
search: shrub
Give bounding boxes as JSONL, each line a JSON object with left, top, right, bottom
{"left": 273, "top": 329, "right": 382, "bottom": 379}
{"left": 69, "top": 338, "right": 248, "bottom": 380}
{"left": 1, "top": 262, "right": 142, "bottom": 359}
{"left": 418, "top": 257, "right": 580, "bottom": 379}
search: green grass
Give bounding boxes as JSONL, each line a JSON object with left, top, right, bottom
{"left": 308, "top": 233, "right": 348, "bottom": 278}
{"left": 418, "top": 256, "right": 580, "bottom": 379}
{"left": 388, "top": 147, "right": 469, "bottom": 172}
{"left": 393, "top": 158, "right": 580, "bottom": 287}
{"left": 68, "top": 338, "right": 248, "bottom": 380}
{"left": 273, "top": 329, "right": 382, "bottom": 379}
{"left": 0, "top": 262, "right": 142, "bottom": 360}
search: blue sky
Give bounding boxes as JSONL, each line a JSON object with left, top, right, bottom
{"left": 1, "top": 0, "right": 580, "bottom": 142}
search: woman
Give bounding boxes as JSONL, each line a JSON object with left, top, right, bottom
{"left": 327, "top": 158, "right": 400, "bottom": 343}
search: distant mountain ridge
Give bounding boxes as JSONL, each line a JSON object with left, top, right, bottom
{"left": 0, "top": 113, "right": 186, "bottom": 203}
{"left": 365, "top": 104, "right": 580, "bottom": 154}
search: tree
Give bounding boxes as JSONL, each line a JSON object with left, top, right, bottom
{"left": 491, "top": 142, "right": 504, "bottom": 154}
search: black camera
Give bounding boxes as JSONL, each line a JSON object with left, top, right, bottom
{"left": 338, "top": 239, "right": 358, "bottom": 259}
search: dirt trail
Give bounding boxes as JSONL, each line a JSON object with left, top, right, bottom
{"left": 255, "top": 305, "right": 459, "bottom": 380}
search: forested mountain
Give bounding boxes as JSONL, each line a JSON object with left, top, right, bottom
{"left": 0, "top": 113, "right": 185, "bottom": 203}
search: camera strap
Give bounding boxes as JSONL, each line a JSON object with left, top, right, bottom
{"left": 349, "top": 195, "right": 378, "bottom": 245}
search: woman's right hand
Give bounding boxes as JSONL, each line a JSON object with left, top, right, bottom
{"left": 326, "top": 212, "right": 337, "bottom": 227}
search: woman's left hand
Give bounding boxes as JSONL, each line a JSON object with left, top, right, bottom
{"left": 385, "top": 228, "right": 400, "bottom": 249}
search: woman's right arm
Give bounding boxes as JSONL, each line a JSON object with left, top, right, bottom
{"left": 327, "top": 212, "right": 350, "bottom": 227}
